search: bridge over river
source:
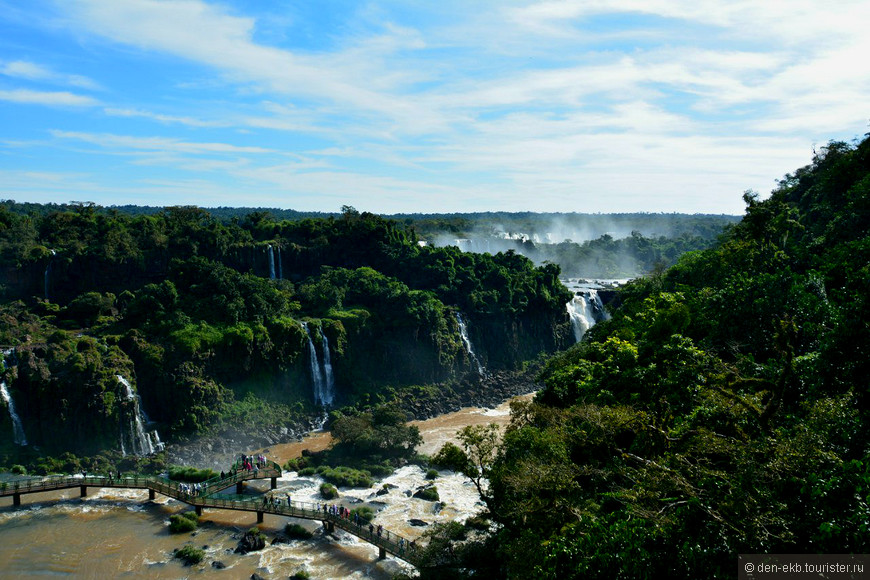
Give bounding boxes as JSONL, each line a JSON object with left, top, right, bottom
{"left": 0, "top": 461, "right": 421, "bottom": 566}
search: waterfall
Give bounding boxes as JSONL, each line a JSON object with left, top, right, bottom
{"left": 268, "top": 245, "right": 276, "bottom": 280}
{"left": 320, "top": 332, "right": 335, "bottom": 407}
{"left": 277, "top": 246, "right": 283, "bottom": 280}
{"left": 456, "top": 313, "right": 486, "bottom": 376}
{"left": 301, "top": 323, "right": 335, "bottom": 407}
{"left": 117, "top": 376, "right": 164, "bottom": 456}
{"left": 566, "top": 289, "right": 610, "bottom": 343}
{"left": 0, "top": 381, "right": 27, "bottom": 446}
{"left": 302, "top": 323, "right": 328, "bottom": 406}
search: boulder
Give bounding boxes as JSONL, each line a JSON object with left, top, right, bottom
{"left": 235, "top": 530, "right": 267, "bottom": 554}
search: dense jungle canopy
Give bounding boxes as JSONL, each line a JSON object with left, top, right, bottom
{"left": 420, "top": 135, "right": 870, "bottom": 578}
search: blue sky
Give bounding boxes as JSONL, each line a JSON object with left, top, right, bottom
{"left": 1, "top": 1, "right": 868, "bottom": 214}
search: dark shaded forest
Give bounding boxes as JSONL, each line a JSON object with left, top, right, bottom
{"left": 0, "top": 204, "right": 573, "bottom": 459}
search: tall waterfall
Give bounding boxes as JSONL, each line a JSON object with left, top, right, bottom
{"left": 0, "top": 349, "right": 26, "bottom": 445}
{"left": 302, "top": 323, "right": 334, "bottom": 407}
{"left": 0, "top": 381, "right": 27, "bottom": 446}
{"left": 320, "top": 333, "right": 335, "bottom": 406}
{"left": 117, "top": 375, "right": 164, "bottom": 456}
{"left": 566, "top": 289, "right": 609, "bottom": 343}
{"left": 268, "top": 245, "right": 276, "bottom": 280}
{"left": 456, "top": 313, "right": 486, "bottom": 376}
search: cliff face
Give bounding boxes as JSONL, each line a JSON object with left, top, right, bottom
{"left": 0, "top": 209, "right": 576, "bottom": 456}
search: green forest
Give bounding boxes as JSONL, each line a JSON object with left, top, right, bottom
{"left": 0, "top": 202, "right": 576, "bottom": 460}
{"left": 420, "top": 136, "right": 870, "bottom": 578}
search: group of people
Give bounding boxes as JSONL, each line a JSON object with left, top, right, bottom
{"left": 178, "top": 481, "right": 205, "bottom": 497}
{"left": 238, "top": 454, "right": 268, "bottom": 472}
{"left": 262, "top": 493, "right": 294, "bottom": 508}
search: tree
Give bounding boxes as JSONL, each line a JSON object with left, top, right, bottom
{"left": 432, "top": 423, "right": 500, "bottom": 511}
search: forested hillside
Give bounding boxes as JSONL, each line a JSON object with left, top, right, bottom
{"left": 0, "top": 206, "right": 571, "bottom": 457}
{"left": 425, "top": 135, "right": 870, "bottom": 578}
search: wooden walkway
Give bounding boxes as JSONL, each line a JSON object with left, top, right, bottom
{"left": 0, "top": 462, "right": 421, "bottom": 566}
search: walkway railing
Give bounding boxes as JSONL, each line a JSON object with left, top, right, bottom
{"left": 0, "top": 463, "right": 420, "bottom": 566}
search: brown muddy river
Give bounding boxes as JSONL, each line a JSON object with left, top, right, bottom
{"left": 0, "top": 396, "right": 529, "bottom": 578}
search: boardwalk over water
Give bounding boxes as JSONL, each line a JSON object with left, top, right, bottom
{"left": 0, "top": 462, "right": 421, "bottom": 566}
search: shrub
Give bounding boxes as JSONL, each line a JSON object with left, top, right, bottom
{"left": 316, "top": 465, "right": 373, "bottom": 488}
{"left": 290, "top": 572, "right": 311, "bottom": 580}
{"left": 350, "top": 506, "right": 376, "bottom": 523}
{"left": 284, "top": 457, "right": 309, "bottom": 471}
{"left": 169, "top": 512, "right": 199, "bottom": 533}
{"left": 285, "top": 523, "right": 313, "bottom": 539}
{"left": 10, "top": 465, "right": 27, "bottom": 475}
{"left": 168, "top": 466, "right": 218, "bottom": 483}
{"left": 413, "top": 486, "right": 440, "bottom": 502}
{"left": 425, "top": 468, "right": 439, "bottom": 480}
{"left": 174, "top": 545, "right": 204, "bottom": 565}
{"left": 464, "top": 514, "right": 491, "bottom": 531}
{"left": 298, "top": 467, "right": 317, "bottom": 476}
{"left": 320, "top": 483, "right": 338, "bottom": 499}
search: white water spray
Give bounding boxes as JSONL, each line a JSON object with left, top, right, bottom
{"left": 117, "top": 376, "right": 163, "bottom": 456}
{"left": 566, "top": 289, "right": 609, "bottom": 343}
{"left": 456, "top": 313, "right": 486, "bottom": 376}
{"left": 267, "top": 245, "right": 276, "bottom": 280}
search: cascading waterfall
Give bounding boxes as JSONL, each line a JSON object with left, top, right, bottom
{"left": 320, "top": 332, "right": 335, "bottom": 406}
{"left": 0, "top": 381, "right": 27, "bottom": 446}
{"left": 302, "top": 323, "right": 330, "bottom": 406}
{"left": 0, "top": 348, "right": 26, "bottom": 445}
{"left": 456, "top": 313, "right": 486, "bottom": 376}
{"left": 117, "top": 375, "right": 164, "bottom": 456}
{"left": 267, "top": 245, "right": 276, "bottom": 280}
{"left": 566, "top": 289, "right": 610, "bottom": 343}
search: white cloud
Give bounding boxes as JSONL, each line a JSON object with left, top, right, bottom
{"left": 103, "top": 107, "right": 224, "bottom": 127}
{"left": 0, "top": 89, "right": 98, "bottom": 106}
{"left": 50, "top": 130, "right": 275, "bottom": 154}
{"left": 0, "top": 59, "right": 100, "bottom": 90}
{"left": 63, "top": 0, "right": 426, "bottom": 122}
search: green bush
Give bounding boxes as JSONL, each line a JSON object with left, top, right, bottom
{"left": 174, "top": 544, "right": 204, "bottom": 565}
{"left": 10, "top": 465, "right": 27, "bottom": 475}
{"left": 425, "top": 468, "right": 439, "bottom": 480}
{"left": 285, "top": 523, "right": 313, "bottom": 539}
{"left": 316, "top": 465, "right": 373, "bottom": 488}
{"left": 350, "top": 506, "right": 376, "bottom": 523}
{"left": 290, "top": 572, "right": 311, "bottom": 580}
{"left": 320, "top": 482, "right": 338, "bottom": 499}
{"left": 169, "top": 512, "right": 199, "bottom": 533}
{"left": 414, "top": 486, "right": 439, "bottom": 502}
{"left": 168, "top": 466, "right": 218, "bottom": 483}
{"left": 284, "top": 457, "right": 309, "bottom": 471}
{"left": 298, "top": 467, "right": 317, "bottom": 476}
{"left": 465, "top": 514, "right": 491, "bottom": 531}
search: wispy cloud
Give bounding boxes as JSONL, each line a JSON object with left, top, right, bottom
{"left": 0, "top": 59, "right": 101, "bottom": 90}
{"left": 50, "top": 130, "right": 275, "bottom": 155}
{"left": 0, "top": 89, "right": 98, "bottom": 107}
{"left": 103, "top": 107, "right": 224, "bottom": 128}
